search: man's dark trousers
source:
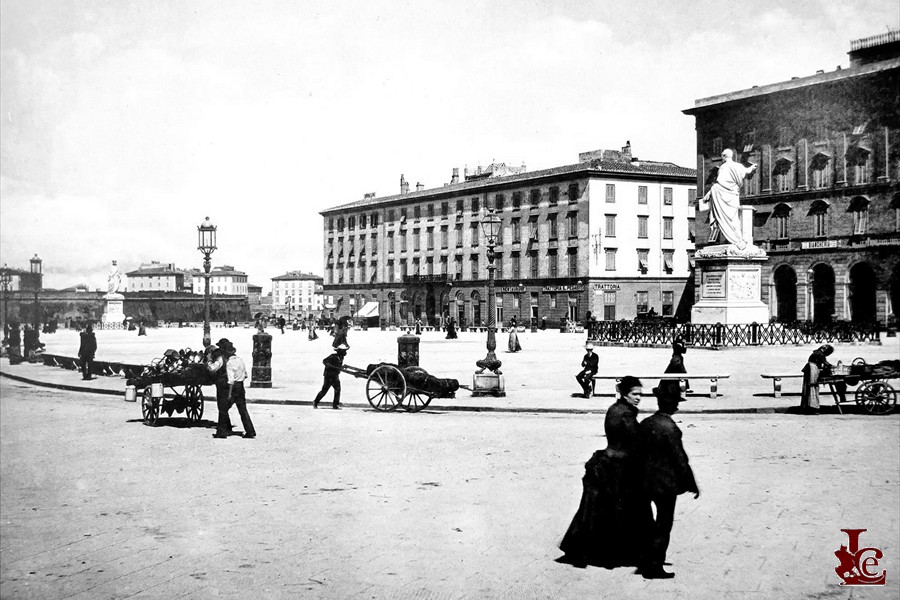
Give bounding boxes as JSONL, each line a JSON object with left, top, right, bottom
{"left": 229, "top": 382, "right": 255, "bottom": 436}
{"left": 646, "top": 494, "right": 677, "bottom": 569}
{"left": 215, "top": 381, "right": 234, "bottom": 435}
{"left": 314, "top": 374, "right": 341, "bottom": 407}
{"left": 575, "top": 370, "right": 595, "bottom": 396}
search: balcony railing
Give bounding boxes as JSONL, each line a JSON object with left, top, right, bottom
{"left": 402, "top": 274, "right": 450, "bottom": 284}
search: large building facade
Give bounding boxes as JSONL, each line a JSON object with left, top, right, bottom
{"left": 270, "top": 271, "right": 323, "bottom": 319}
{"left": 190, "top": 265, "right": 249, "bottom": 296}
{"left": 684, "top": 31, "right": 900, "bottom": 325}
{"left": 126, "top": 261, "right": 187, "bottom": 292}
{"left": 320, "top": 144, "right": 696, "bottom": 327}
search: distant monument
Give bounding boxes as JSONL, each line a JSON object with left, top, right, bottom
{"left": 101, "top": 260, "right": 126, "bottom": 326}
{"left": 691, "top": 150, "right": 770, "bottom": 325}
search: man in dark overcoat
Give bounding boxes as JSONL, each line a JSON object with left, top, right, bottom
{"left": 313, "top": 344, "right": 347, "bottom": 409}
{"left": 638, "top": 387, "right": 699, "bottom": 579}
{"left": 78, "top": 324, "right": 97, "bottom": 380}
{"left": 575, "top": 343, "right": 599, "bottom": 398}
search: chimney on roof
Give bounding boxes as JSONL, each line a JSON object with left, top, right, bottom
{"left": 621, "top": 141, "right": 632, "bottom": 159}
{"left": 364, "top": 192, "right": 376, "bottom": 199}
{"left": 416, "top": 182, "right": 424, "bottom": 192}
{"left": 451, "top": 168, "right": 459, "bottom": 184}
{"left": 400, "top": 174, "right": 409, "bottom": 194}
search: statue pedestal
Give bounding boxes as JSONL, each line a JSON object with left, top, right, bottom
{"left": 101, "top": 293, "right": 125, "bottom": 325}
{"left": 691, "top": 245, "right": 770, "bottom": 325}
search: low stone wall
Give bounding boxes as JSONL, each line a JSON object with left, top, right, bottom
{"left": 3, "top": 291, "right": 250, "bottom": 325}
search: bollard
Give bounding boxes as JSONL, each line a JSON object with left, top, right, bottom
{"left": 250, "top": 331, "right": 273, "bottom": 388}
{"left": 397, "top": 334, "right": 419, "bottom": 368}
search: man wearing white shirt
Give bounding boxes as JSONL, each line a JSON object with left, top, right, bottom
{"left": 209, "top": 338, "right": 256, "bottom": 439}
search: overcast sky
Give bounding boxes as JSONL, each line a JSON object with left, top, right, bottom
{"left": 1, "top": 0, "right": 897, "bottom": 292}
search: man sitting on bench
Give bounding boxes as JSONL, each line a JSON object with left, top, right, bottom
{"left": 575, "top": 343, "right": 599, "bottom": 398}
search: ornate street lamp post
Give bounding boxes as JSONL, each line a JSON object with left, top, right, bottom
{"left": 473, "top": 208, "right": 504, "bottom": 396}
{"left": 518, "top": 282, "right": 524, "bottom": 324}
{"left": 197, "top": 217, "right": 217, "bottom": 347}
{"left": 30, "top": 254, "right": 42, "bottom": 335}
{"left": 1, "top": 265, "right": 10, "bottom": 339}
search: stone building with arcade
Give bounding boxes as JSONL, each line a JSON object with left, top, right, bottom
{"left": 319, "top": 143, "right": 696, "bottom": 328}
{"left": 684, "top": 30, "right": 900, "bottom": 325}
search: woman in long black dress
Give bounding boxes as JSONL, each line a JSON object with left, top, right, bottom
{"left": 662, "top": 337, "right": 690, "bottom": 396}
{"left": 558, "top": 376, "right": 651, "bottom": 568}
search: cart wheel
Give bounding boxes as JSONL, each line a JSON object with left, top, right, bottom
{"left": 141, "top": 388, "right": 160, "bottom": 426}
{"left": 403, "top": 389, "right": 433, "bottom": 412}
{"left": 366, "top": 365, "right": 406, "bottom": 411}
{"left": 856, "top": 382, "right": 896, "bottom": 415}
{"left": 184, "top": 384, "right": 204, "bottom": 423}
{"left": 851, "top": 357, "right": 866, "bottom": 366}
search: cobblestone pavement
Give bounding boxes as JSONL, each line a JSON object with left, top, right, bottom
{"left": 1, "top": 378, "right": 898, "bottom": 599}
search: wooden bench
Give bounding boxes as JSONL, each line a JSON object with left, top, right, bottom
{"left": 592, "top": 373, "right": 731, "bottom": 399}
{"left": 760, "top": 373, "right": 803, "bottom": 398}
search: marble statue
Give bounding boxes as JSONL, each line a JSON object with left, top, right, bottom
{"left": 701, "top": 149, "right": 758, "bottom": 250}
{"left": 107, "top": 261, "right": 122, "bottom": 294}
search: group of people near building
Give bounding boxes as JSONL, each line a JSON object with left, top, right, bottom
{"left": 557, "top": 375, "right": 699, "bottom": 579}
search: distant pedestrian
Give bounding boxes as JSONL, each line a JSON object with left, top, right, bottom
{"left": 507, "top": 317, "right": 521, "bottom": 352}
{"left": 558, "top": 376, "right": 650, "bottom": 568}
{"left": 662, "top": 337, "right": 690, "bottom": 396}
{"left": 332, "top": 316, "right": 350, "bottom": 349}
{"left": 638, "top": 386, "right": 699, "bottom": 579}
{"left": 541, "top": 315, "right": 547, "bottom": 330}
{"left": 308, "top": 316, "right": 319, "bottom": 341}
{"left": 415, "top": 318, "right": 423, "bottom": 335}
{"left": 209, "top": 338, "right": 256, "bottom": 439}
{"left": 445, "top": 317, "right": 458, "bottom": 339}
{"left": 575, "top": 343, "right": 599, "bottom": 398}
{"left": 78, "top": 324, "right": 97, "bottom": 379}
{"left": 277, "top": 316, "right": 286, "bottom": 334}
{"left": 313, "top": 344, "right": 347, "bottom": 409}
{"left": 138, "top": 321, "right": 147, "bottom": 336}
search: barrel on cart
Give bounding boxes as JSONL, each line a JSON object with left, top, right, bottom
{"left": 341, "top": 362, "right": 461, "bottom": 412}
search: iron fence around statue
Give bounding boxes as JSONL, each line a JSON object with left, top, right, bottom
{"left": 588, "top": 321, "right": 880, "bottom": 347}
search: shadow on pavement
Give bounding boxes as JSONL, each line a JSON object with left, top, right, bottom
{"left": 125, "top": 418, "right": 218, "bottom": 429}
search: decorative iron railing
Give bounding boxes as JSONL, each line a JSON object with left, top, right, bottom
{"left": 588, "top": 320, "right": 880, "bottom": 347}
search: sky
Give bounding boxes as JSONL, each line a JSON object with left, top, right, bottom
{"left": 1, "top": 0, "right": 897, "bottom": 292}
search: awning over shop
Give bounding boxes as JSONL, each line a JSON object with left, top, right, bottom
{"left": 355, "top": 301, "right": 379, "bottom": 318}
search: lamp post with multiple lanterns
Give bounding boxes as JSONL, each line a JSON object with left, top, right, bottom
{"left": 197, "top": 217, "right": 217, "bottom": 347}
{"left": 29, "top": 254, "right": 42, "bottom": 335}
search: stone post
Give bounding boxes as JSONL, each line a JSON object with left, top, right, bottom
{"left": 397, "top": 334, "right": 419, "bottom": 368}
{"left": 250, "top": 331, "right": 272, "bottom": 388}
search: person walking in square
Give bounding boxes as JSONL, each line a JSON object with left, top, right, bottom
{"left": 558, "top": 376, "right": 651, "bottom": 568}
{"left": 314, "top": 344, "right": 347, "bottom": 409}
{"left": 575, "top": 343, "right": 599, "bottom": 398}
{"left": 77, "top": 324, "right": 96, "bottom": 379}
{"left": 209, "top": 338, "right": 256, "bottom": 439}
{"left": 308, "top": 315, "right": 319, "bottom": 340}
{"left": 638, "top": 386, "right": 699, "bottom": 579}
{"left": 507, "top": 317, "right": 522, "bottom": 352}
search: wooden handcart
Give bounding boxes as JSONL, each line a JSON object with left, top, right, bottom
{"left": 819, "top": 358, "right": 898, "bottom": 416}
{"left": 341, "top": 363, "right": 463, "bottom": 412}
{"left": 126, "top": 349, "right": 214, "bottom": 426}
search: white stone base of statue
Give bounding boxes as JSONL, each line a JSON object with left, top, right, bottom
{"left": 691, "top": 244, "right": 770, "bottom": 325}
{"left": 101, "top": 293, "right": 126, "bottom": 325}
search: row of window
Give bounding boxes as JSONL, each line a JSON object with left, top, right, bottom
{"left": 326, "top": 247, "right": 685, "bottom": 285}
{"left": 603, "top": 214, "right": 690, "bottom": 240}
{"left": 328, "top": 213, "right": 581, "bottom": 256}
{"left": 599, "top": 290, "right": 676, "bottom": 320}
{"left": 769, "top": 200, "right": 900, "bottom": 239}
{"left": 329, "top": 180, "right": 699, "bottom": 234}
